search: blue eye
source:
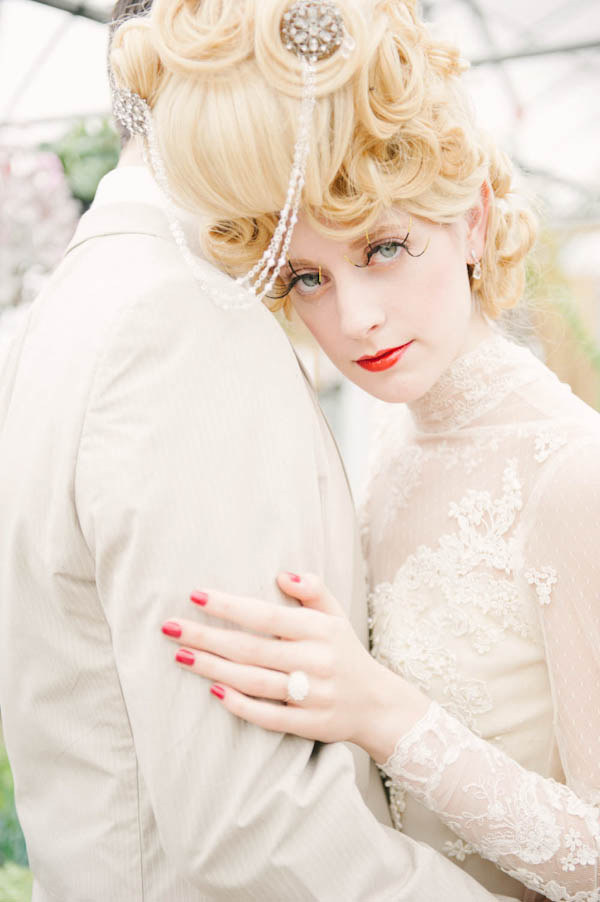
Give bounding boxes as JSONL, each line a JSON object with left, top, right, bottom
{"left": 300, "top": 273, "right": 321, "bottom": 288}
{"left": 372, "top": 241, "right": 402, "bottom": 261}
{"left": 292, "top": 272, "right": 322, "bottom": 295}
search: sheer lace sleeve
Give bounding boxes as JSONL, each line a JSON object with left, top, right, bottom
{"left": 524, "top": 439, "right": 600, "bottom": 808}
{"left": 381, "top": 702, "right": 599, "bottom": 901}
{"left": 380, "top": 439, "right": 600, "bottom": 902}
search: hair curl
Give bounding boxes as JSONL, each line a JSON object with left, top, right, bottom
{"left": 110, "top": 0, "right": 537, "bottom": 317}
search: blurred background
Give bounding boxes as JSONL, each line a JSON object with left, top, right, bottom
{"left": 0, "top": 0, "right": 599, "bottom": 896}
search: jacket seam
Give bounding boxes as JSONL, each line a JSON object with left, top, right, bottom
{"left": 72, "top": 281, "right": 158, "bottom": 900}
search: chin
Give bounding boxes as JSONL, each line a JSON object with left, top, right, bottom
{"left": 355, "top": 363, "right": 440, "bottom": 403}
{"left": 349, "top": 377, "right": 424, "bottom": 405}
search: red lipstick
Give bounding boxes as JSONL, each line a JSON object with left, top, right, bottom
{"left": 355, "top": 341, "right": 413, "bottom": 372}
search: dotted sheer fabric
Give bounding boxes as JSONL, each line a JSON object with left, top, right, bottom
{"left": 361, "top": 334, "right": 600, "bottom": 901}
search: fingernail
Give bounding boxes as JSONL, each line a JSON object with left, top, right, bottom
{"left": 211, "top": 685, "right": 226, "bottom": 700}
{"left": 176, "top": 649, "right": 195, "bottom": 666}
{"left": 190, "top": 591, "right": 208, "bottom": 606}
{"left": 286, "top": 572, "right": 301, "bottom": 583}
{"left": 162, "top": 621, "right": 182, "bottom": 638}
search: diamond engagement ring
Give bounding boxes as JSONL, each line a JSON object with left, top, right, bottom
{"left": 286, "top": 670, "right": 310, "bottom": 703}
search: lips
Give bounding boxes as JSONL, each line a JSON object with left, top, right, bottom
{"left": 355, "top": 341, "right": 413, "bottom": 372}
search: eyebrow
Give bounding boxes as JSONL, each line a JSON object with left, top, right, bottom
{"left": 286, "top": 222, "right": 413, "bottom": 270}
{"left": 349, "top": 223, "right": 411, "bottom": 249}
{"left": 283, "top": 258, "right": 315, "bottom": 271}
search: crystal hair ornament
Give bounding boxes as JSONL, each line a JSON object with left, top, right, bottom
{"left": 109, "top": 0, "right": 355, "bottom": 310}
{"left": 281, "top": 1, "right": 352, "bottom": 63}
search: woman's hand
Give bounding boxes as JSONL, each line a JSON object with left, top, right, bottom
{"left": 161, "top": 571, "right": 431, "bottom": 763}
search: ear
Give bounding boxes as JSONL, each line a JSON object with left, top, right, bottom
{"left": 465, "top": 181, "right": 491, "bottom": 262}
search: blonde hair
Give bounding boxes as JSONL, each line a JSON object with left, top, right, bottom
{"left": 110, "top": 0, "right": 537, "bottom": 317}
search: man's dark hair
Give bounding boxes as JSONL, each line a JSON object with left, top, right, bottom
{"left": 109, "top": 0, "right": 154, "bottom": 143}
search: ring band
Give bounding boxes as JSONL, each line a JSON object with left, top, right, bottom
{"left": 286, "top": 670, "right": 309, "bottom": 703}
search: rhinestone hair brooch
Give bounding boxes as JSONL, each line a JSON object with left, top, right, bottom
{"left": 110, "top": 0, "right": 355, "bottom": 310}
{"left": 281, "top": 1, "right": 346, "bottom": 63}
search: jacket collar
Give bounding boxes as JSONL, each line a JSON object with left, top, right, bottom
{"left": 65, "top": 201, "right": 174, "bottom": 257}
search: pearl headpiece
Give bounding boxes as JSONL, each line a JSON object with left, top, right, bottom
{"left": 110, "top": 0, "right": 354, "bottom": 310}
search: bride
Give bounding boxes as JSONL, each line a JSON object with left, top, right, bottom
{"left": 135, "top": 1, "right": 600, "bottom": 900}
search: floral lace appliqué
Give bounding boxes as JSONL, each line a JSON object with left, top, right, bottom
{"left": 535, "top": 431, "right": 568, "bottom": 463}
{"left": 561, "top": 828, "right": 599, "bottom": 872}
{"left": 370, "top": 459, "right": 540, "bottom": 732}
{"left": 372, "top": 433, "right": 502, "bottom": 546}
{"left": 444, "top": 838, "right": 478, "bottom": 861}
{"left": 526, "top": 567, "right": 558, "bottom": 605}
{"left": 381, "top": 703, "right": 600, "bottom": 902}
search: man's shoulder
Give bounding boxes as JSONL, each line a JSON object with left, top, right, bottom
{"left": 36, "top": 217, "right": 308, "bottom": 425}
{"left": 44, "top": 208, "right": 287, "bottom": 358}
{"left": 59, "top": 210, "right": 201, "bottom": 323}
{"left": 52, "top": 201, "right": 236, "bottom": 324}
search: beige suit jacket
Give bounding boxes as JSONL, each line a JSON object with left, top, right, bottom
{"left": 0, "top": 199, "right": 497, "bottom": 901}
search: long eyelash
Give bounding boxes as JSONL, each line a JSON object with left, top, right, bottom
{"left": 267, "top": 279, "right": 296, "bottom": 301}
{"left": 361, "top": 229, "right": 429, "bottom": 265}
{"left": 266, "top": 260, "right": 302, "bottom": 301}
{"left": 347, "top": 230, "right": 409, "bottom": 268}
{"left": 410, "top": 237, "right": 430, "bottom": 258}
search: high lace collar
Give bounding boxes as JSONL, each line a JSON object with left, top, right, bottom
{"left": 408, "top": 333, "right": 541, "bottom": 433}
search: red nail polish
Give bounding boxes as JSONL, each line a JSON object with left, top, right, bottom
{"left": 162, "top": 621, "right": 182, "bottom": 638}
{"left": 190, "top": 591, "right": 208, "bottom": 606}
{"left": 176, "top": 649, "right": 195, "bottom": 666}
{"left": 211, "top": 685, "right": 226, "bottom": 700}
{"left": 286, "top": 572, "right": 301, "bottom": 583}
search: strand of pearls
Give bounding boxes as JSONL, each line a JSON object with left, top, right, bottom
{"left": 143, "top": 110, "right": 255, "bottom": 310}
{"left": 139, "top": 63, "right": 316, "bottom": 311}
{"left": 236, "top": 59, "right": 316, "bottom": 303}
{"left": 108, "top": 70, "right": 252, "bottom": 308}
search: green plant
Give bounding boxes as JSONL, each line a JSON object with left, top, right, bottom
{"left": 0, "top": 861, "right": 33, "bottom": 902}
{"left": 0, "top": 735, "right": 27, "bottom": 868}
{"left": 44, "top": 118, "right": 121, "bottom": 207}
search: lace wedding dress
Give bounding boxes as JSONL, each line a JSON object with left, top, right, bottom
{"left": 361, "top": 333, "right": 600, "bottom": 902}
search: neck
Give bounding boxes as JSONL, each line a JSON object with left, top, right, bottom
{"left": 118, "top": 137, "right": 146, "bottom": 168}
{"left": 458, "top": 307, "right": 495, "bottom": 356}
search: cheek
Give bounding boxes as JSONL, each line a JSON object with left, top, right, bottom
{"left": 292, "top": 303, "right": 341, "bottom": 358}
{"left": 412, "top": 251, "right": 471, "bottom": 329}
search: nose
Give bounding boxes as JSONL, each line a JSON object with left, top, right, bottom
{"left": 335, "top": 272, "right": 386, "bottom": 340}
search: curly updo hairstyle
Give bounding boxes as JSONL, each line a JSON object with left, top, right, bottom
{"left": 110, "top": 0, "right": 537, "bottom": 317}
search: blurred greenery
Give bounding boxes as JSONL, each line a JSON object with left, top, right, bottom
{"left": 0, "top": 733, "right": 27, "bottom": 868}
{"left": 43, "top": 117, "right": 121, "bottom": 207}
{"left": 0, "top": 862, "right": 32, "bottom": 902}
{"left": 552, "top": 294, "right": 600, "bottom": 374}
{"left": 0, "top": 727, "right": 30, "bottom": 901}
